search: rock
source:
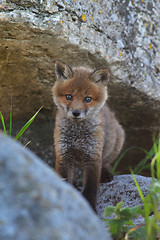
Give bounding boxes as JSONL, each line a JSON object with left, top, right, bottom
{"left": 0, "top": 0, "right": 160, "bottom": 171}
{"left": 0, "top": 133, "right": 111, "bottom": 240}
{"left": 97, "top": 174, "right": 153, "bottom": 223}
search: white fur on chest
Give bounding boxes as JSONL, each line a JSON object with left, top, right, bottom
{"left": 57, "top": 117, "right": 101, "bottom": 162}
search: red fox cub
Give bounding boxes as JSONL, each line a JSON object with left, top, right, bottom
{"left": 53, "top": 60, "right": 125, "bottom": 211}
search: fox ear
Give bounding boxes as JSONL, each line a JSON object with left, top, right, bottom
{"left": 55, "top": 60, "right": 73, "bottom": 81}
{"left": 90, "top": 68, "right": 111, "bottom": 86}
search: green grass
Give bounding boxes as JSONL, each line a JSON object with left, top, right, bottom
{"left": 133, "top": 135, "right": 160, "bottom": 175}
{"left": 112, "top": 146, "right": 137, "bottom": 175}
{"left": 0, "top": 104, "right": 42, "bottom": 142}
{"left": 14, "top": 107, "right": 42, "bottom": 141}
{"left": 0, "top": 111, "right": 7, "bottom": 134}
{"left": 112, "top": 135, "right": 160, "bottom": 176}
{"left": 104, "top": 135, "right": 160, "bottom": 240}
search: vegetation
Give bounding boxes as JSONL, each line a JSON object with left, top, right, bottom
{"left": 112, "top": 135, "right": 160, "bottom": 176}
{"left": 104, "top": 135, "right": 160, "bottom": 240}
{"left": 0, "top": 102, "right": 42, "bottom": 144}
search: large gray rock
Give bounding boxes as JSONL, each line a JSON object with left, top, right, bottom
{"left": 0, "top": 0, "right": 159, "bottom": 106}
{"left": 97, "top": 174, "right": 153, "bottom": 219}
{"left": 0, "top": 0, "right": 160, "bottom": 170}
{"left": 0, "top": 133, "right": 111, "bottom": 240}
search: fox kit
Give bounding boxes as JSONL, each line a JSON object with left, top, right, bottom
{"left": 53, "top": 60, "right": 125, "bottom": 211}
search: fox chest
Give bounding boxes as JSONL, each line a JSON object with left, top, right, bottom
{"left": 57, "top": 120, "right": 99, "bottom": 162}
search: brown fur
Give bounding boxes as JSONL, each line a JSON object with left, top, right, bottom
{"left": 52, "top": 60, "right": 125, "bottom": 211}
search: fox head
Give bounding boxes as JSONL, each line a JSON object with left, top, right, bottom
{"left": 53, "top": 60, "right": 111, "bottom": 120}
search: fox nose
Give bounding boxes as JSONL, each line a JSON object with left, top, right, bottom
{"left": 72, "top": 110, "right": 80, "bottom": 118}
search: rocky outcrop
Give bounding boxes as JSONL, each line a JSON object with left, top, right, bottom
{"left": 97, "top": 174, "right": 153, "bottom": 221}
{"left": 0, "top": 0, "right": 160, "bottom": 170}
{"left": 0, "top": 133, "right": 111, "bottom": 240}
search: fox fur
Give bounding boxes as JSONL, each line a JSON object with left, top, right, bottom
{"left": 52, "top": 60, "right": 125, "bottom": 211}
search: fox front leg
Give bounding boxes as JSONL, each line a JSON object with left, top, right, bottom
{"left": 55, "top": 155, "right": 74, "bottom": 184}
{"left": 82, "top": 162, "right": 101, "bottom": 212}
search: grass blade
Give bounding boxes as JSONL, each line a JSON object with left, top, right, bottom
{"left": 24, "top": 141, "right": 31, "bottom": 148}
{"left": 0, "top": 111, "right": 7, "bottom": 134}
{"left": 156, "top": 135, "right": 160, "bottom": 180}
{"left": 112, "top": 146, "right": 137, "bottom": 175}
{"left": 10, "top": 98, "right": 12, "bottom": 136}
{"left": 112, "top": 145, "right": 153, "bottom": 175}
{"left": 133, "top": 145, "right": 158, "bottom": 174}
{"left": 14, "top": 107, "right": 42, "bottom": 141}
{"left": 151, "top": 154, "right": 158, "bottom": 181}
{"left": 131, "top": 169, "right": 145, "bottom": 203}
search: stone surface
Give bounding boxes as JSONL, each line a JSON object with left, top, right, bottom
{"left": 0, "top": 133, "right": 111, "bottom": 240}
{"left": 0, "top": 0, "right": 160, "bottom": 171}
{"left": 0, "top": 0, "right": 159, "bottom": 102}
{"left": 97, "top": 174, "right": 153, "bottom": 218}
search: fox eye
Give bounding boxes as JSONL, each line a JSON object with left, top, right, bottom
{"left": 84, "top": 97, "right": 92, "bottom": 103}
{"left": 65, "top": 94, "right": 73, "bottom": 100}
